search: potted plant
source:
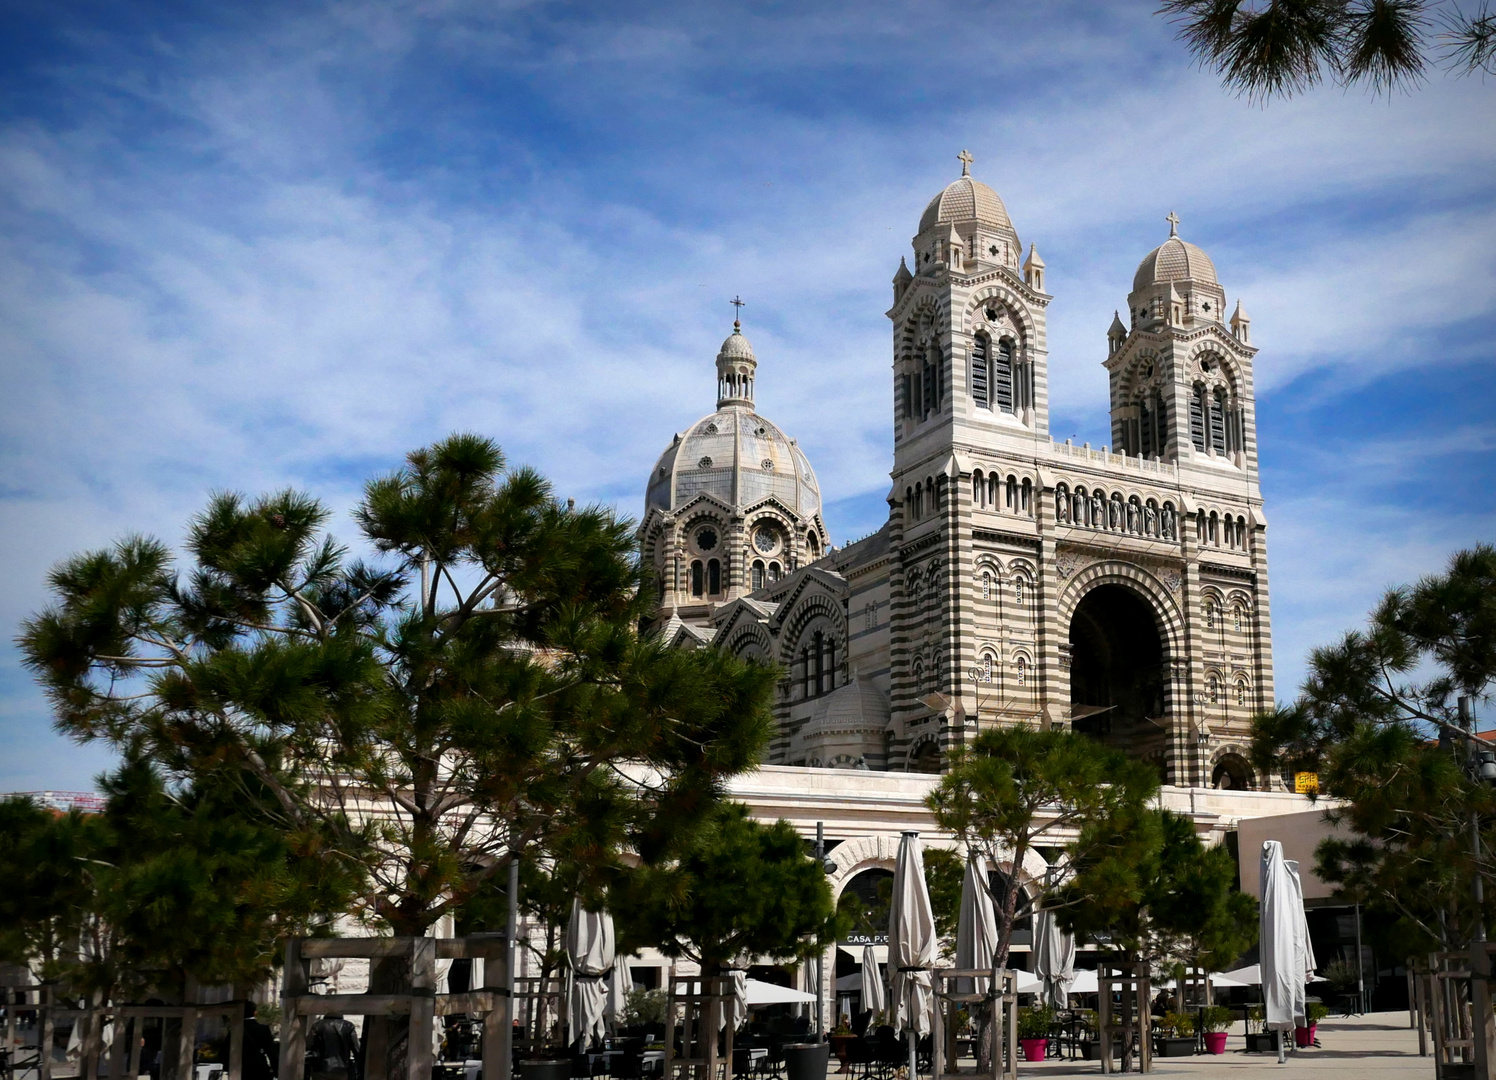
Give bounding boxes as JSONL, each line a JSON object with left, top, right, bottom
{"left": 1018, "top": 1005, "right": 1054, "bottom": 1062}
{"left": 1197, "top": 1006, "right": 1232, "bottom": 1054}
{"left": 1295, "top": 1001, "right": 1329, "bottom": 1047}
{"left": 1243, "top": 1006, "right": 1279, "bottom": 1053}
{"left": 829, "top": 1018, "right": 855, "bottom": 1070}
{"left": 1154, "top": 1012, "right": 1196, "bottom": 1057}
{"left": 1078, "top": 1012, "right": 1122, "bottom": 1061}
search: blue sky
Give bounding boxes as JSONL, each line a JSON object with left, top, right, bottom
{"left": 1, "top": 0, "right": 1493, "bottom": 790}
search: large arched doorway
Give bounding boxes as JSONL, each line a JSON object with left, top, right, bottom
{"left": 1068, "top": 583, "right": 1168, "bottom": 762}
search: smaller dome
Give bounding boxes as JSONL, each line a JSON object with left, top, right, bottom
{"left": 718, "top": 324, "right": 755, "bottom": 361}
{"left": 919, "top": 175, "right": 1013, "bottom": 234}
{"left": 1133, "top": 236, "right": 1218, "bottom": 293}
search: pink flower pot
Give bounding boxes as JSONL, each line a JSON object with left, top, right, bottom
{"left": 1294, "top": 1024, "right": 1317, "bottom": 1047}
{"left": 1020, "top": 1038, "right": 1047, "bottom": 1062}
{"left": 1203, "top": 1032, "right": 1229, "bottom": 1054}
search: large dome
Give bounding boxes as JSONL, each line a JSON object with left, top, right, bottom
{"left": 1133, "top": 235, "right": 1218, "bottom": 293}
{"left": 645, "top": 408, "right": 822, "bottom": 522}
{"left": 918, "top": 175, "right": 1013, "bottom": 234}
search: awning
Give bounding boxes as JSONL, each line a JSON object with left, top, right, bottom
{"left": 745, "top": 978, "right": 816, "bottom": 1006}
{"left": 838, "top": 945, "right": 889, "bottom": 964}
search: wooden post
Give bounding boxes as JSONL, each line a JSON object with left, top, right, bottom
{"left": 1138, "top": 970, "right": 1152, "bottom": 1074}
{"left": 481, "top": 936, "right": 510, "bottom": 1080}
{"left": 39, "top": 987, "right": 55, "bottom": 1080}
{"left": 226, "top": 1001, "right": 244, "bottom": 1080}
{"left": 281, "top": 939, "right": 310, "bottom": 1080}
{"left": 408, "top": 938, "right": 435, "bottom": 1080}
{"left": 1098, "top": 966, "right": 1112, "bottom": 1076}
{"left": 109, "top": 1014, "right": 128, "bottom": 1080}
{"left": 178, "top": 977, "right": 200, "bottom": 1080}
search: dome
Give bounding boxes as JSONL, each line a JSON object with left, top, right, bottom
{"left": 645, "top": 406, "right": 823, "bottom": 523}
{"left": 718, "top": 325, "right": 755, "bottom": 361}
{"left": 1133, "top": 236, "right": 1218, "bottom": 293}
{"left": 918, "top": 175, "right": 1013, "bottom": 234}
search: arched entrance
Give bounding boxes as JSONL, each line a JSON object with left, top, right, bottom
{"left": 1069, "top": 583, "right": 1168, "bottom": 762}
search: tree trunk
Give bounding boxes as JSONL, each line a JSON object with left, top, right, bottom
{"left": 362, "top": 953, "right": 413, "bottom": 1080}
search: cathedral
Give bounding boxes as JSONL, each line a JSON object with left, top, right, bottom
{"left": 639, "top": 157, "right": 1274, "bottom": 792}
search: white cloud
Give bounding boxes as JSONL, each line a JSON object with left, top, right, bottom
{"left": 1, "top": 0, "right": 1493, "bottom": 787}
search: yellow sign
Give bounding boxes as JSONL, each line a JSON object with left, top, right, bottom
{"left": 1294, "top": 772, "right": 1319, "bottom": 795}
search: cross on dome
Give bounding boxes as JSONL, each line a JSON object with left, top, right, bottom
{"left": 1166, "top": 210, "right": 1180, "bottom": 237}
{"left": 730, "top": 295, "right": 746, "bottom": 329}
{"left": 957, "top": 149, "right": 974, "bottom": 176}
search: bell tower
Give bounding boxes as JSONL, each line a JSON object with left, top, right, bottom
{"left": 884, "top": 153, "right": 1053, "bottom": 768}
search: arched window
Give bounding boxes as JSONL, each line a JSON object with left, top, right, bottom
{"left": 1233, "top": 606, "right": 1243, "bottom": 633}
{"left": 1208, "top": 675, "right": 1220, "bottom": 704}
{"left": 913, "top": 658, "right": 925, "bottom": 693}
{"left": 1196, "top": 510, "right": 1207, "bottom": 542}
{"left": 707, "top": 558, "right": 722, "bottom": 595}
{"left": 1237, "top": 516, "right": 1248, "bottom": 550}
{"left": 1205, "top": 602, "right": 1216, "bottom": 629}
{"left": 1211, "top": 388, "right": 1228, "bottom": 454}
{"left": 1016, "top": 656, "right": 1027, "bottom": 686}
{"left": 752, "top": 560, "right": 765, "bottom": 590}
{"left": 1138, "top": 390, "right": 1168, "bottom": 459}
{"left": 994, "top": 339, "right": 1015, "bottom": 413}
{"left": 971, "top": 334, "right": 991, "bottom": 410}
{"left": 865, "top": 603, "right": 876, "bottom": 631}
{"left": 691, "top": 560, "right": 704, "bottom": 597}
{"left": 1006, "top": 475, "right": 1017, "bottom": 510}
{"left": 1021, "top": 478, "right": 1032, "bottom": 513}
{"left": 978, "top": 654, "right": 993, "bottom": 683}
{"left": 981, "top": 570, "right": 992, "bottom": 600}
{"left": 988, "top": 474, "right": 998, "bottom": 507}
{"left": 1236, "top": 679, "right": 1248, "bottom": 707}
{"left": 1209, "top": 511, "right": 1219, "bottom": 546}
{"left": 1190, "top": 384, "right": 1208, "bottom": 451}
{"left": 973, "top": 470, "right": 985, "bottom": 506}
{"left": 769, "top": 561, "right": 781, "bottom": 582}
{"left": 913, "top": 485, "right": 923, "bottom": 519}
{"left": 1013, "top": 577, "right": 1024, "bottom": 606}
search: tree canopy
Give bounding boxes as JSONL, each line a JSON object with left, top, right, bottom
{"left": 1058, "top": 807, "right": 1256, "bottom": 974}
{"left": 610, "top": 801, "right": 841, "bottom": 974}
{"left": 927, "top": 724, "right": 1160, "bottom": 971}
{"left": 21, "top": 434, "right": 778, "bottom": 939}
{"left": 1249, "top": 544, "right": 1496, "bottom": 954}
{"left": 1159, "top": 0, "right": 1495, "bottom": 101}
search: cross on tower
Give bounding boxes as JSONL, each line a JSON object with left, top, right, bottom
{"left": 1166, "top": 210, "right": 1180, "bottom": 237}
{"left": 730, "top": 295, "right": 746, "bottom": 327}
{"left": 957, "top": 149, "right": 974, "bottom": 176}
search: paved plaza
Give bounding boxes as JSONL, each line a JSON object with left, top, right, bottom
{"left": 1016, "top": 1014, "right": 1426, "bottom": 1077}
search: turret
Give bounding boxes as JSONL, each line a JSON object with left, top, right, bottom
{"left": 1231, "top": 299, "right": 1251, "bottom": 345}
{"left": 716, "top": 321, "right": 756, "bottom": 408}
{"left": 1023, "top": 244, "right": 1045, "bottom": 292}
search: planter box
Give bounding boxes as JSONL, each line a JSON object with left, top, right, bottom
{"left": 1294, "top": 1024, "right": 1318, "bottom": 1047}
{"left": 1202, "top": 1031, "right": 1229, "bottom": 1055}
{"left": 1244, "top": 1032, "right": 1280, "bottom": 1053}
{"left": 1018, "top": 1039, "right": 1047, "bottom": 1062}
{"left": 1079, "top": 1042, "right": 1122, "bottom": 1060}
{"left": 520, "top": 1060, "right": 572, "bottom": 1080}
{"left": 1154, "top": 1037, "right": 1196, "bottom": 1057}
{"left": 783, "top": 1042, "right": 830, "bottom": 1080}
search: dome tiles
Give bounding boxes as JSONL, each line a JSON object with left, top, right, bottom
{"left": 918, "top": 175, "right": 1014, "bottom": 234}
{"left": 1133, "top": 235, "right": 1219, "bottom": 293}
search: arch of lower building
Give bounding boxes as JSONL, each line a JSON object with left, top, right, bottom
{"left": 816, "top": 834, "right": 1051, "bottom": 1015}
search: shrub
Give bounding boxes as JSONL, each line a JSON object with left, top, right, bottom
{"left": 1018, "top": 1005, "right": 1055, "bottom": 1040}
{"left": 1158, "top": 1012, "right": 1195, "bottom": 1038}
{"left": 1305, "top": 1001, "right": 1330, "bottom": 1024}
{"left": 1197, "top": 1005, "right": 1233, "bottom": 1033}
{"left": 622, "top": 988, "right": 667, "bottom": 1026}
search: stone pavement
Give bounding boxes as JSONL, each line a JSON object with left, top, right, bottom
{"left": 1015, "top": 1014, "right": 1429, "bottom": 1077}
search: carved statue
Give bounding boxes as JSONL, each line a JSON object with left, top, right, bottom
{"left": 1109, "top": 496, "right": 1123, "bottom": 530}
{"left": 1161, "top": 506, "right": 1176, "bottom": 539}
{"left": 1056, "top": 490, "right": 1069, "bottom": 523}
{"left": 1145, "top": 504, "right": 1158, "bottom": 535}
{"left": 1127, "top": 500, "right": 1140, "bottom": 533}
{"left": 1091, "top": 493, "right": 1105, "bottom": 525}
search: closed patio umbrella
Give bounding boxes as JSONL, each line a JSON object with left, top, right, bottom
{"left": 1033, "top": 904, "right": 1076, "bottom": 1010}
{"left": 954, "top": 853, "right": 999, "bottom": 997}
{"left": 1260, "top": 841, "right": 1314, "bottom": 1064}
{"left": 889, "top": 832, "right": 936, "bottom": 1077}
{"left": 607, "top": 953, "right": 633, "bottom": 1028}
{"left": 861, "top": 943, "right": 886, "bottom": 1017}
{"left": 568, "top": 900, "right": 615, "bottom": 1048}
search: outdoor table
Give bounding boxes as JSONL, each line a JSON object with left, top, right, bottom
{"left": 641, "top": 1049, "right": 664, "bottom": 1076}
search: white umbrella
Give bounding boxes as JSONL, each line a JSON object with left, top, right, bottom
{"left": 608, "top": 954, "right": 634, "bottom": 1027}
{"left": 1033, "top": 906, "right": 1076, "bottom": 1010}
{"left": 1219, "top": 963, "right": 1325, "bottom": 987}
{"left": 428, "top": 912, "right": 456, "bottom": 1060}
{"left": 861, "top": 943, "right": 886, "bottom": 1017}
{"left": 954, "top": 853, "right": 999, "bottom": 997}
{"left": 1066, "top": 969, "right": 1098, "bottom": 995}
{"left": 1260, "top": 841, "right": 1314, "bottom": 1063}
{"left": 744, "top": 978, "right": 816, "bottom": 1005}
{"left": 567, "top": 900, "right": 615, "bottom": 1048}
{"left": 890, "top": 832, "right": 937, "bottom": 1078}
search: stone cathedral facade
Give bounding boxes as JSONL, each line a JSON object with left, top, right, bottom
{"left": 639, "top": 162, "right": 1275, "bottom": 791}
